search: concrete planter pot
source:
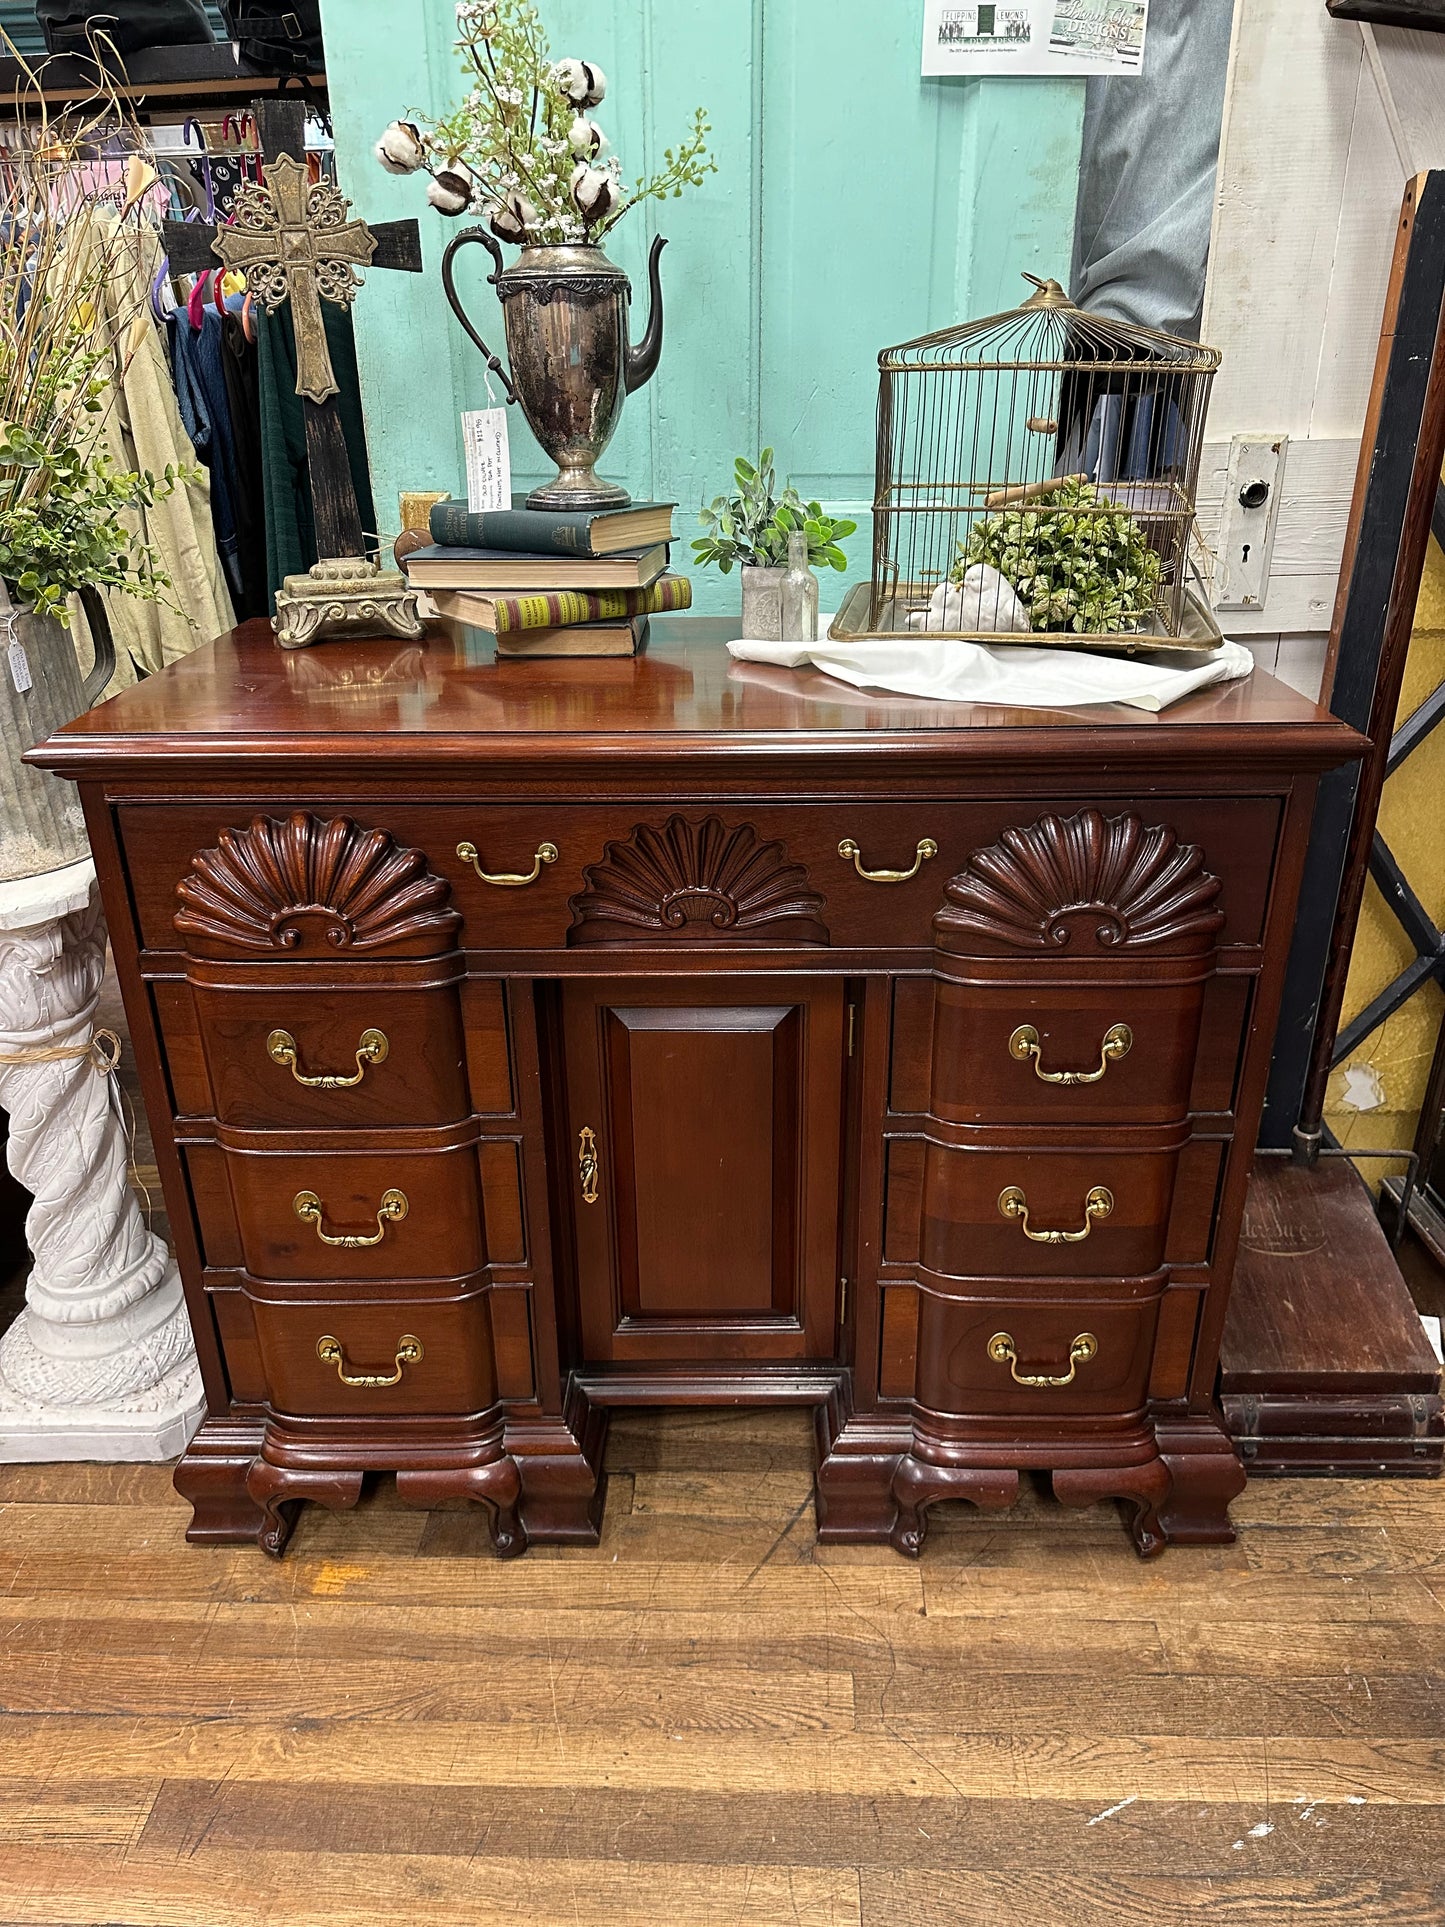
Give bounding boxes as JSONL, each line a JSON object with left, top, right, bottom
{"left": 1, "top": 594, "right": 114, "bottom": 883}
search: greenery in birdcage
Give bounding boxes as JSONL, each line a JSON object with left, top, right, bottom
{"left": 954, "top": 479, "right": 1163, "bottom": 634}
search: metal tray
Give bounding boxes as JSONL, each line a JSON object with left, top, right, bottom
{"left": 828, "top": 579, "right": 1226, "bottom": 657}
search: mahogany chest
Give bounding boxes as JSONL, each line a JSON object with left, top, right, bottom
{"left": 37, "top": 616, "right": 1362, "bottom": 1558}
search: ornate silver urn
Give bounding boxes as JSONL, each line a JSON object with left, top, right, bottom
{"left": 441, "top": 231, "right": 665, "bottom": 510}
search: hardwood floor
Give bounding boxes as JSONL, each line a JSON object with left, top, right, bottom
{"left": 0, "top": 1411, "right": 1442, "bottom": 1926}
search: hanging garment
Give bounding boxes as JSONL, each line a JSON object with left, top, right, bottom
{"left": 220, "top": 302, "right": 270, "bottom": 620}
{"left": 218, "top": 0, "right": 324, "bottom": 75}
{"left": 168, "top": 304, "right": 245, "bottom": 605}
{"left": 67, "top": 212, "right": 235, "bottom": 681}
{"left": 255, "top": 300, "right": 377, "bottom": 611}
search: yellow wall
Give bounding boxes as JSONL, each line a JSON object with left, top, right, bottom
{"left": 1326, "top": 523, "right": 1445, "bottom": 1177}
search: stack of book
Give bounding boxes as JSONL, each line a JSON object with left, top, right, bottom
{"left": 402, "top": 496, "right": 691, "bottom": 657}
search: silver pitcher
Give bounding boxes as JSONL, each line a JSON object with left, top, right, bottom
{"left": 441, "top": 232, "right": 666, "bottom": 510}
{"left": 1, "top": 587, "right": 115, "bottom": 882}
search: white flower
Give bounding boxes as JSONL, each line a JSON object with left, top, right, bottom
{"left": 375, "top": 120, "right": 427, "bottom": 175}
{"left": 552, "top": 58, "right": 606, "bottom": 107}
{"left": 488, "top": 188, "right": 537, "bottom": 243}
{"left": 456, "top": 1, "right": 497, "bottom": 31}
{"left": 570, "top": 161, "right": 616, "bottom": 224}
{"left": 568, "top": 115, "right": 605, "bottom": 158}
{"left": 427, "top": 164, "right": 475, "bottom": 216}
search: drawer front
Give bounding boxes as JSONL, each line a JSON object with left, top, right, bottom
{"left": 914, "top": 1283, "right": 1161, "bottom": 1418}
{"left": 921, "top": 1140, "right": 1181, "bottom": 1279}
{"left": 121, "top": 797, "right": 1281, "bottom": 956}
{"left": 191, "top": 986, "right": 469, "bottom": 1129}
{"left": 247, "top": 1285, "right": 497, "bottom": 1417}
{"left": 218, "top": 1141, "right": 485, "bottom": 1282}
{"left": 930, "top": 978, "right": 1210, "bottom": 1127}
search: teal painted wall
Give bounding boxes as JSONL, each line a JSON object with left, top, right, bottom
{"left": 319, "top": 0, "right": 1084, "bottom": 615}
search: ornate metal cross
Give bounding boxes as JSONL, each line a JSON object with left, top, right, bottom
{"left": 162, "top": 99, "right": 427, "bottom": 646}
{"left": 212, "top": 149, "right": 377, "bottom": 406}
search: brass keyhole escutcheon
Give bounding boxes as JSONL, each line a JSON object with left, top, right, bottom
{"left": 578, "top": 1126, "right": 600, "bottom": 1205}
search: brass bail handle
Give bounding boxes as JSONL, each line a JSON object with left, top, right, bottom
{"left": 988, "top": 1330, "right": 1098, "bottom": 1389}
{"left": 267, "top": 1027, "right": 389, "bottom": 1089}
{"left": 457, "top": 840, "right": 558, "bottom": 888}
{"left": 838, "top": 837, "right": 938, "bottom": 884}
{"left": 1009, "top": 1022, "right": 1132, "bottom": 1086}
{"left": 293, "top": 1188, "right": 409, "bottom": 1248}
{"left": 997, "top": 1184, "right": 1113, "bottom": 1245}
{"left": 317, "top": 1333, "right": 423, "bottom": 1389}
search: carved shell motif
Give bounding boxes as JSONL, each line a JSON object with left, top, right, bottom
{"left": 938, "top": 807, "right": 1224, "bottom": 955}
{"left": 174, "top": 812, "right": 459, "bottom": 957}
{"left": 569, "top": 814, "right": 829, "bottom": 946}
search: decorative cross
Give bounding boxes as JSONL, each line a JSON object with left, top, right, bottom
{"left": 162, "top": 98, "right": 422, "bottom": 564}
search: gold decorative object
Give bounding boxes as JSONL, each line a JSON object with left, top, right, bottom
{"left": 838, "top": 837, "right": 938, "bottom": 884}
{"left": 836, "top": 272, "right": 1223, "bottom": 654}
{"left": 1008, "top": 1022, "right": 1132, "bottom": 1085}
{"left": 400, "top": 490, "right": 449, "bottom": 533}
{"left": 578, "top": 1126, "right": 600, "bottom": 1205}
{"left": 456, "top": 840, "right": 559, "bottom": 887}
{"left": 316, "top": 1332, "right": 423, "bottom": 1389}
{"left": 987, "top": 1330, "right": 1098, "bottom": 1389}
{"left": 215, "top": 152, "right": 378, "bottom": 407}
{"left": 267, "top": 1026, "right": 389, "bottom": 1089}
{"left": 997, "top": 1183, "right": 1113, "bottom": 1245}
{"left": 273, "top": 557, "right": 425, "bottom": 652}
{"left": 292, "top": 1187, "right": 409, "bottom": 1248}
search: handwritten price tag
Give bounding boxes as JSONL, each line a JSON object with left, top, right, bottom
{"left": 463, "top": 408, "right": 513, "bottom": 515}
{"left": 8, "top": 640, "right": 32, "bottom": 694}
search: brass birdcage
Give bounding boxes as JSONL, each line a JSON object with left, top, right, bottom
{"left": 833, "top": 273, "right": 1223, "bottom": 652}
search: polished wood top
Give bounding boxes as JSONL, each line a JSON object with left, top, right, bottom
{"left": 36, "top": 616, "right": 1364, "bottom": 785}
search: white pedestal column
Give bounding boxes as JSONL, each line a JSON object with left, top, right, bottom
{"left": 0, "top": 859, "right": 203, "bottom": 1461}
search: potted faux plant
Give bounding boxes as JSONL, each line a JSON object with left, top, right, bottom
{"left": 692, "top": 449, "right": 855, "bottom": 639}
{"left": 1, "top": 63, "right": 193, "bottom": 882}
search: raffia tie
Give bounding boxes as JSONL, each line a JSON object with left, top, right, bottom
{"left": 0, "top": 1027, "right": 122, "bottom": 1074}
{"left": 0, "top": 1028, "right": 151, "bottom": 1221}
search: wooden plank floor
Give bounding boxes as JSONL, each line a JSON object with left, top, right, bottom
{"left": 0, "top": 1420, "right": 1443, "bottom": 1927}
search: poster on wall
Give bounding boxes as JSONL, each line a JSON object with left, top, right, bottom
{"left": 920, "top": 0, "right": 1149, "bottom": 77}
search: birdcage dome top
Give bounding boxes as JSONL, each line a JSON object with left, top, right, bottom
{"left": 880, "top": 274, "right": 1222, "bottom": 376}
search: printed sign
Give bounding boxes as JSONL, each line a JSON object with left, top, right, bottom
{"left": 921, "top": 0, "right": 1148, "bottom": 76}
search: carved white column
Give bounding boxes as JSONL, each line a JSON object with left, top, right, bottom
{"left": 0, "top": 858, "right": 203, "bottom": 1460}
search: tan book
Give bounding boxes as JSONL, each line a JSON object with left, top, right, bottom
{"left": 404, "top": 543, "right": 668, "bottom": 591}
{"left": 493, "top": 616, "right": 648, "bottom": 659}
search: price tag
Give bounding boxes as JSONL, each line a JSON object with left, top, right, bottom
{"left": 8, "top": 640, "right": 31, "bottom": 694}
{"left": 463, "top": 407, "right": 513, "bottom": 515}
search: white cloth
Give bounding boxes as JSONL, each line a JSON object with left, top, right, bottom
{"left": 726, "top": 631, "right": 1254, "bottom": 714}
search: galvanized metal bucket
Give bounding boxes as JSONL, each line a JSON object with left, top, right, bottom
{"left": 1, "top": 588, "right": 115, "bottom": 883}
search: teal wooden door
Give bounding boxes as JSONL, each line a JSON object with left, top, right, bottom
{"left": 321, "top": 0, "right": 1083, "bottom": 613}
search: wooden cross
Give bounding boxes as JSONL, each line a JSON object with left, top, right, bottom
{"left": 163, "top": 98, "right": 423, "bottom": 562}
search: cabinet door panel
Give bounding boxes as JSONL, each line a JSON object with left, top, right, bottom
{"left": 563, "top": 978, "right": 844, "bottom": 1364}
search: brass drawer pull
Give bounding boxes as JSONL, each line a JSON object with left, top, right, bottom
{"left": 1009, "top": 1022, "right": 1132, "bottom": 1085}
{"left": 988, "top": 1330, "right": 1098, "bottom": 1389}
{"left": 267, "top": 1026, "right": 389, "bottom": 1089}
{"left": 997, "top": 1183, "right": 1112, "bottom": 1245}
{"left": 317, "top": 1332, "right": 423, "bottom": 1388}
{"left": 578, "top": 1125, "right": 600, "bottom": 1205}
{"left": 457, "top": 839, "right": 558, "bottom": 887}
{"left": 293, "top": 1187, "right": 409, "bottom": 1248}
{"left": 838, "top": 836, "right": 938, "bottom": 884}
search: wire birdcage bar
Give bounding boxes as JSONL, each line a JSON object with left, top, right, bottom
{"left": 834, "top": 273, "right": 1223, "bottom": 653}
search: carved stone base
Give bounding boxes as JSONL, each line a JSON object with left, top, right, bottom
{"left": 272, "top": 558, "right": 425, "bottom": 650}
{"left": 0, "top": 1349, "right": 203, "bottom": 1464}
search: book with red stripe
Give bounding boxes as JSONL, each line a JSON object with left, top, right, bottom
{"left": 431, "top": 575, "right": 691, "bottom": 635}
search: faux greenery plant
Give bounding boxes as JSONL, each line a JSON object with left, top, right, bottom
{"left": 692, "top": 449, "right": 856, "bottom": 575}
{"left": 955, "top": 476, "right": 1163, "bottom": 633}
{"left": 0, "top": 42, "right": 192, "bottom": 626}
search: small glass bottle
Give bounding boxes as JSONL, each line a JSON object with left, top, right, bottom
{"left": 779, "top": 531, "right": 819, "bottom": 643}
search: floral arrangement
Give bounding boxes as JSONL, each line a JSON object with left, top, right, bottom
{"left": 0, "top": 39, "right": 191, "bottom": 624}
{"left": 955, "top": 477, "right": 1164, "bottom": 633}
{"left": 376, "top": 0, "right": 714, "bottom": 246}
{"left": 692, "top": 450, "right": 856, "bottom": 576}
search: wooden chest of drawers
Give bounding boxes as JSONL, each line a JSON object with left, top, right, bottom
{"left": 37, "top": 617, "right": 1361, "bottom": 1559}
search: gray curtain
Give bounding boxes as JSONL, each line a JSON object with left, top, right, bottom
{"left": 1069, "top": 0, "right": 1236, "bottom": 340}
